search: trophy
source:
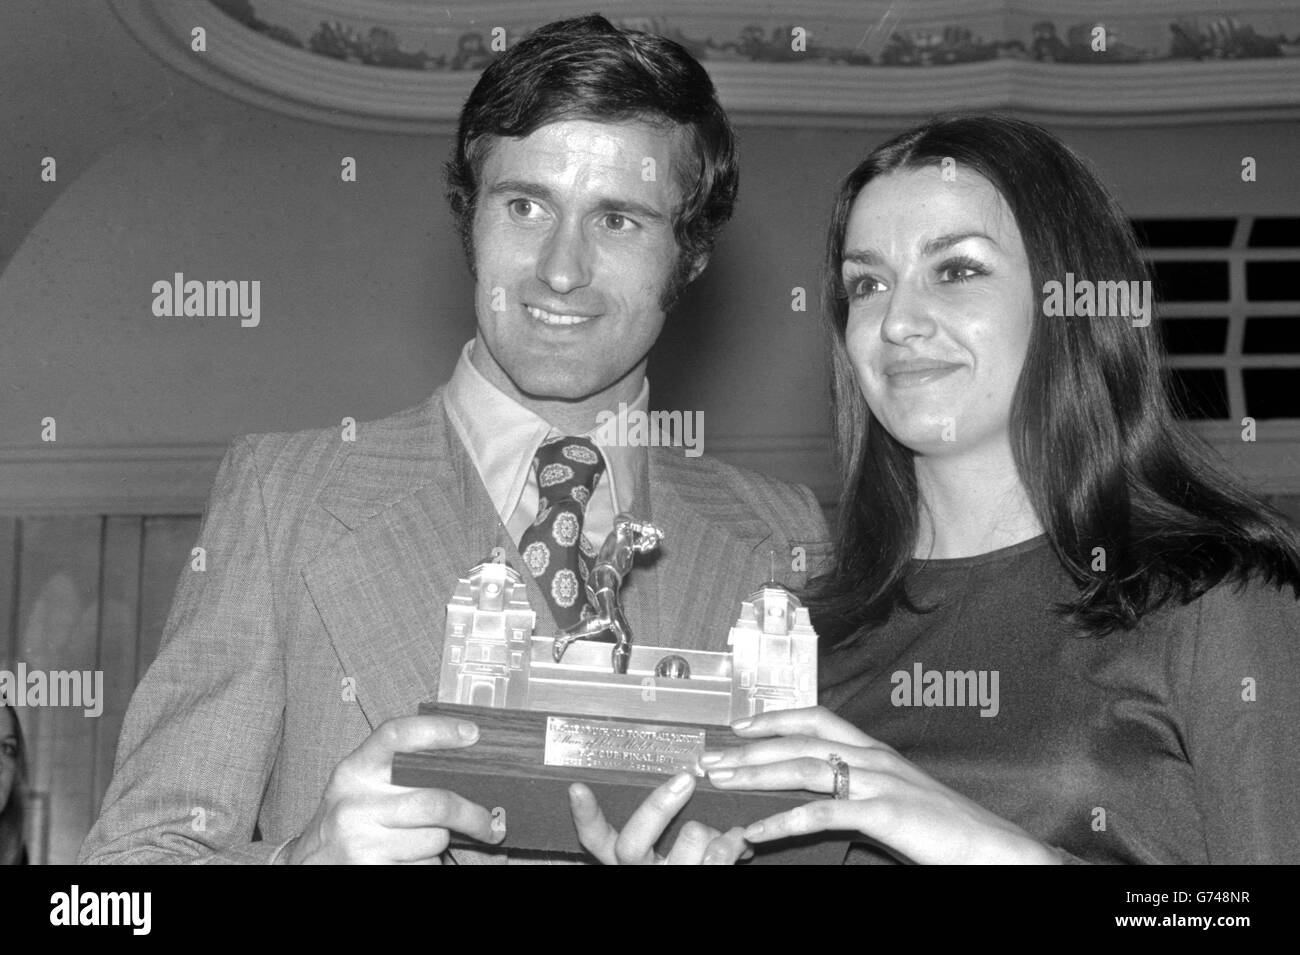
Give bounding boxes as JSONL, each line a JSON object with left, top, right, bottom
{"left": 392, "top": 515, "right": 846, "bottom": 863}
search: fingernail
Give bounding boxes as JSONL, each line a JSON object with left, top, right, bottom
{"left": 668, "top": 772, "right": 693, "bottom": 794}
{"left": 744, "top": 823, "right": 764, "bottom": 839}
{"left": 457, "top": 721, "right": 478, "bottom": 741}
{"left": 699, "top": 751, "right": 723, "bottom": 766}
{"left": 709, "top": 769, "right": 734, "bottom": 783}
{"left": 731, "top": 718, "right": 752, "bottom": 731}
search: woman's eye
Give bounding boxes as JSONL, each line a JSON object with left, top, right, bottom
{"left": 938, "top": 259, "right": 985, "bottom": 283}
{"left": 0, "top": 742, "right": 16, "bottom": 759}
{"left": 846, "top": 275, "right": 885, "bottom": 300}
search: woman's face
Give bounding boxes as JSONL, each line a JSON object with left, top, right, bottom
{"left": 841, "top": 166, "right": 1035, "bottom": 462}
{"left": 0, "top": 708, "right": 17, "bottom": 813}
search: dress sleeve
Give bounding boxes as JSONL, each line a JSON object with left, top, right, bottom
{"left": 1181, "top": 577, "right": 1300, "bottom": 863}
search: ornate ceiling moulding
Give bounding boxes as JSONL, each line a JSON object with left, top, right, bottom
{"left": 111, "top": 0, "right": 1300, "bottom": 130}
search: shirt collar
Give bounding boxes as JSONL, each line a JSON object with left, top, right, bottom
{"left": 443, "top": 339, "right": 648, "bottom": 521}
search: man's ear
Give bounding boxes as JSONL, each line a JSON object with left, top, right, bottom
{"left": 686, "top": 252, "right": 710, "bottom": 284}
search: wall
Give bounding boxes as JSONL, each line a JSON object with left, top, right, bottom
{"left": 2, "top": 4, "right": 1297, "bottom": 500}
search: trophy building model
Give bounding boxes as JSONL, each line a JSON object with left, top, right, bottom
{"left": 436, "top": 518, "right": 818, "bottom": 727}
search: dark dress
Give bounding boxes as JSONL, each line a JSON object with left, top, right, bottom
{"left": 818, "top": 535, "right": 1300, "bottom": 864}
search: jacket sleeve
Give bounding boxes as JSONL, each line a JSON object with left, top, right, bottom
{"left": 1181, "top": 578, "right": 1300, "bottom": 863}
{"left": 79, "top": 437, "right": 289, "bottom": 864}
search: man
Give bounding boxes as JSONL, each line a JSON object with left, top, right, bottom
{"left": 80, "top": 14, "right": 829, "bottom": 865}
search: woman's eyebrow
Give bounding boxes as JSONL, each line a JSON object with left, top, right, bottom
{"left": 921, "top": 231, "right": 996, "bottom": 255}
{"left": 844, "top": 230, "right": 999, "bottom": 268}
{"left": 843, "top": 249, "right": 882, "bottom": 267}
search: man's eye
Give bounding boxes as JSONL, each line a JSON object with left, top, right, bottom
{"left": 508, "top": 198, "right": 540, "bottom": 218}
{"left": 602, "top": 213, "right": 634, "bottom": 232}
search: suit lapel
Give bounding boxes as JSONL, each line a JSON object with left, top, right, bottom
{"left": 646, "top": 451, "right": 777, "bottom": 652}
{"left": 305, "top": 480, "right": 469, "bottom": 729}
{"left": 303, "top": 394, "right": 538, "bottom": 728}
{"left": 614, "top": 442, "right": 661, "bottom": 647}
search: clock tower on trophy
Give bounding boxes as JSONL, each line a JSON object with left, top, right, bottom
{"left": 727, "top": 583, "right": 819, "bottom": 719}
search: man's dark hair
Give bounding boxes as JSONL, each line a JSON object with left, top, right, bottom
{"left": 444, "top": 14, "right": 739, "bottom": 305}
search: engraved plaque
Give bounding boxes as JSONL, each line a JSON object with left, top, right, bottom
{"left": 543, "top": 716, "right": 706, "bottom": 776}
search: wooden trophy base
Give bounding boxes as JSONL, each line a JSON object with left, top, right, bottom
{"left": 392, "top": 702, "right": 851, "bottom": 864}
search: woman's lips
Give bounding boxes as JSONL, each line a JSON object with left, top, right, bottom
{"left": 883, "top": 361, "right": 964, "bottom": 388}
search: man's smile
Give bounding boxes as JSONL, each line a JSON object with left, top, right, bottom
{"left": 525, "top": 304, "right": 599, "bottom": 326}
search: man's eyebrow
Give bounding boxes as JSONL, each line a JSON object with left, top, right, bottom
{"left": 485, "top": 179, "right": 556, "bottom": 202}
{"left": 593, "top": 198, "right": 667, "bottom": 223}
{"left": 485, "top": 179, "right": 668, "bottom": 222}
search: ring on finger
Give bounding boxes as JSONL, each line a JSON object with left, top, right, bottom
{"left": 826, "top": 753, "right": 850, "bottom": 800}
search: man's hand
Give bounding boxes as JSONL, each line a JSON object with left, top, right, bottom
{"left": 569, "top": 772, "right": 751, "bottom": 865}
{"left": 286, "top": 716, "right": 503, "bottom": 864}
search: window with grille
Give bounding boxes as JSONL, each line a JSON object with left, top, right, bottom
{"left": 1134, "top": 217, "right": 1300, "bottom": 423}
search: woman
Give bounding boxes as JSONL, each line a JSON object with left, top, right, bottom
{"left": 701, "top": 114, "right": 1300, "bottom": 864}
{"left": 0, "top": 704, "right": 28, "bottom": 865}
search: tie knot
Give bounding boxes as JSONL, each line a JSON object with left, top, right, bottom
{"left": 533, "top": 436, "right": 606, "bottom": 500}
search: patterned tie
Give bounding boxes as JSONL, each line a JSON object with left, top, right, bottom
{"left": 518, "top": 436, "right": 606, "bottom": 630}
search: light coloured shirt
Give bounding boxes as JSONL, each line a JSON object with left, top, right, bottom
{"left": 443, "top": 339, "right": 646, "bottom": 550}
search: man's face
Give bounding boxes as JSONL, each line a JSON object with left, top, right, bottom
{"left": 468, "top": 119, "right": 686, "bottom": 410}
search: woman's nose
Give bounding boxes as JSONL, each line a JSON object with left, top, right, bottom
{"left": 880, "top": 279, "right": 938, "bottom": 344}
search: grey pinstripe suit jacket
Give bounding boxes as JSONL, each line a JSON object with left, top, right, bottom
{"left": 79, "top": 390, "right": 831, "bottom": 863}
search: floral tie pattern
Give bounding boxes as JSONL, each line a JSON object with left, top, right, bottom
{"left": 518, "top": 436, "right": 606, "bottom": 630}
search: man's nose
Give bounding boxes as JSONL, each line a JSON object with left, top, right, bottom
{"left": 880, "top": 279, "right": 938, "bottom": 344}
{"left": 536, "top": 220, "right": 593, "bottom": 294}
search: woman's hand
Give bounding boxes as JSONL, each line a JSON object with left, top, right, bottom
{"left": 569, "top": 772, "right": 752, "bottom": 865}
{"left": 702, "top": 706, "right": 1059, "bottom": 865}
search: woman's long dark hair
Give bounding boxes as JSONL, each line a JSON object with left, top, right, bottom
{"left": 0, "top": 704, "right": 28, "bottom": 865}
{"left": 809, "top": 113, "right": 1300, "bottom": 645}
